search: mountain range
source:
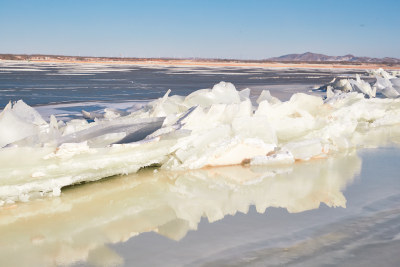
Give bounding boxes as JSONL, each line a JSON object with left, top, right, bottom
{"left": 268, "top": 52, "right": 400, "bottom": 63}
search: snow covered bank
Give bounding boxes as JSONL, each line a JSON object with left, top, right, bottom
{"left": 1, "top": 69, "right": 400, "bottom": 203}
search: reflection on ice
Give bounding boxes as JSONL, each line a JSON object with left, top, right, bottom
{"left": 0, "top": 152, "right": 360, "bottom": 266}
{"left": 1, "top": 70, "right": 400, "bottom": 203}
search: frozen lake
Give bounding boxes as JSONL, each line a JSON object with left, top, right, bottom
{"left": 0, "top": 61, "right": 399, "bottom": 266}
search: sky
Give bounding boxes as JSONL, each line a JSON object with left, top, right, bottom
{"left": 1, "top": 0, "right": 399, "bottom": 59}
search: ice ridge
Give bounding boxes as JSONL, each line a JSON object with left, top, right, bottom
{"left": 1, "top": 73, "right": 400, "bottom": 204}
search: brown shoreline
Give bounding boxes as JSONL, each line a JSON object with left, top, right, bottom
{"left": 2, "top": 58, "right": 400, "bottom": 70}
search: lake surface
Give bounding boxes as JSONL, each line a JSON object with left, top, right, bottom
{"left": 0, "top": 61, "right": 399, "bottom": 266}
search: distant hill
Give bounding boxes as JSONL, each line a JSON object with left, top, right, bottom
{"left": 268, "top": 52, "right": 400, "bottom": 63}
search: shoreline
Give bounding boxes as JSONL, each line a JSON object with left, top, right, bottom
{"left": 2, "top": 58, "right": 400, "bottom": 70}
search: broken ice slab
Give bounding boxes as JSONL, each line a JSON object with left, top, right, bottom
{"left": 0, "top": 100, "right": 48, "bottom": 148}
{"left": 58, "top": 117, "right": 165, "bottom": 146}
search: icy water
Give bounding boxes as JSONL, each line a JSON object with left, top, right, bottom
{"left": 0, "top": 61, "right": 400, "bottom": 266}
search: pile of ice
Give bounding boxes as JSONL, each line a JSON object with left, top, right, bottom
{"left": 317, "top": 68, "right": 400, "bottom": 99}
{"left": 1, "top": 69, "right": 400, "bottom": 204}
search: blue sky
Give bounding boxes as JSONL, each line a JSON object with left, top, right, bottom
{"left": 1, "top": 0, "right": 399, "bottom": 59}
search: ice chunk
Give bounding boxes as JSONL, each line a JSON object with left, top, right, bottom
{"left": 334, "top": 79, "right": 352, "bottom": 92}
{"left": 205, "top": 138, "right": 276, "bottom": 167}
{"left": 256, "top": 102, "right": 317, "bottom": 141}
{"left": 373, "top": 76, "right": 399, "bottom": 98}
{"left": 232, "top": 116, "right": 277, "bottom": 144}
{"left": 283, "top": 139, "right": 327, "bottom": 161}
{"left": 349, "top": 74, "right": 376, "bottom": 98}
{"left": 256, "top": 90, "right": 281, "bottom": 105}
{"left": 82, "top": 110, "right": 102, "bottom": 120}
{"left": 314, "top": 78, "right": 352, "bottom": 93}
{"left": 0, "top": 101, "right": 47, "bottom": 148}
{"left": 210, "top": 81, "right": 241, "bottom": 104}
{"left": 10, "top": 100, "right": 46, "bottom": 125}
{"left": 289, "top": 93, "right": 324, "bottom": 115}
{"left": 374, "top": 76, "right": 393, "bottom": 90}
{"left": 379, "top": 86, "right": 400, "bottom": 99}
{"left": 58, "top": 117, "right": 165, "bottom": 145}
{"left": 172, "top": 125, "right": 232, "bottom": 169}
{"left": 238, "top": 88, "right": 250, "bottom": 101}
{"left": 370, "top": 68, "right": 395, "bottom": 80}
{"left": 184, "top": 81, "right": 240, "bottom": 107}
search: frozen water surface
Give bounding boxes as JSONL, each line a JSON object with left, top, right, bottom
{"left": 0, "top": 61, "right": 399, "bottom": 266}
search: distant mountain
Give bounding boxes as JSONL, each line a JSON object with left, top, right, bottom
{"left": 268, "top": 52, "right": 400, "bottom": 63}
